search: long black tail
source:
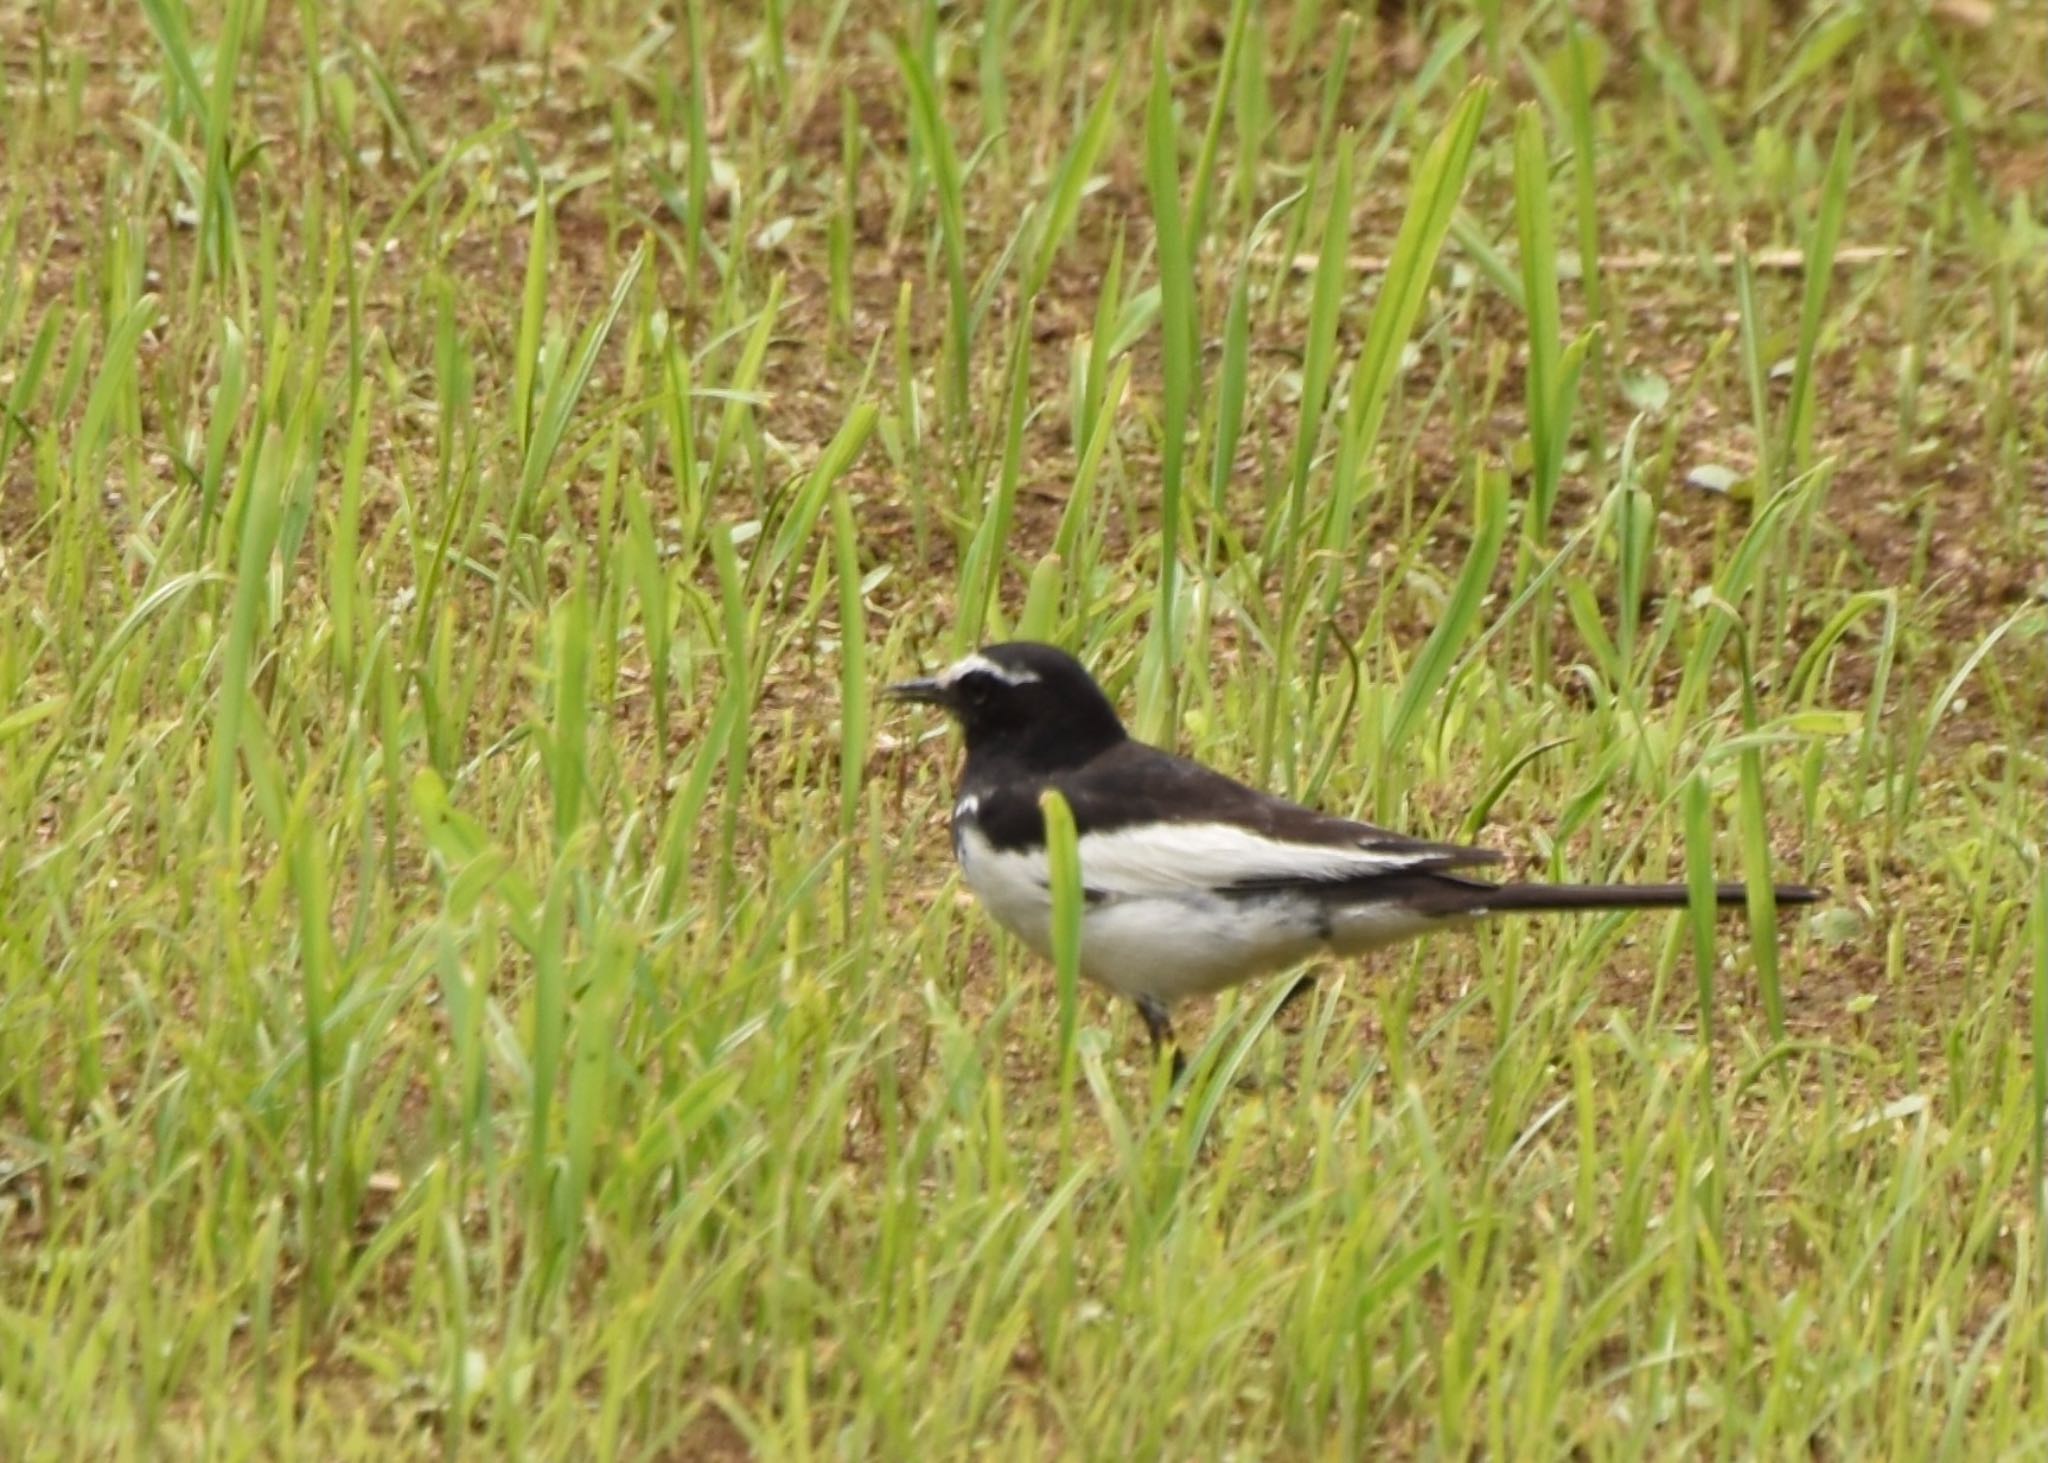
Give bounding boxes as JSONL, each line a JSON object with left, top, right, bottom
{"left": 1479, "top": 880, "right": 1824, "bottom": 913}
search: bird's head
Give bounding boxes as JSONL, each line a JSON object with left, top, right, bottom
{"left": 884, "top": 641, "right": 1125, "bottom": 768}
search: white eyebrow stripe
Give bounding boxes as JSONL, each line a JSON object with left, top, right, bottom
{"left": 938, "top": 653, "right": 1040, "bottom": 687}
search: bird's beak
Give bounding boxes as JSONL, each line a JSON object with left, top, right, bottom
{"left": 882, "top": 675, "right": 950, "bottom": 708}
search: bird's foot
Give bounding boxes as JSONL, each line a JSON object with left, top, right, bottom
{"left": 1134, "top": 995, "right": 1187, "bottom": 1086}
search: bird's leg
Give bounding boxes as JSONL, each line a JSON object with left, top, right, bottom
{"left": 1134, "top": 995, "right": 1186, "bottom": 1082}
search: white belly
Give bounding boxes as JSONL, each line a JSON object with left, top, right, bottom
{"left": 955, "top": 822, "right": 1453, "bottom": 1005}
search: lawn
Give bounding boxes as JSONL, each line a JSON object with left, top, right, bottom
{"left": 0, "top": 0, "right": 2044, "bottom": 1457}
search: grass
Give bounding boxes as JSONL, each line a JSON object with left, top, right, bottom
{"left": 0, "top": 0, "right": 2044, "bottom": 1456}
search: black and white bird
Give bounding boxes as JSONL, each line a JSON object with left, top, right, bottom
{"left": 887, "top": 642, "right": 1823, "bottom": 1071}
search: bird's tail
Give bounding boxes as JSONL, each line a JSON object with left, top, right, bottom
{"left": 1479, "top": 880, "right": 1824, "bottom": 913}
{"left": 1321, "top": 875, "right": 1823, "bottom": 956}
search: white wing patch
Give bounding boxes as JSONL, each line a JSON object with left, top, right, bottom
{"left": 954, "top": 821, "right": 1467, "bottom": 1003}
{"left": 1073, "top": 821, "right": 1438, "bottom": 897}
{"left": 938, "top": 652, "right": 1040, "bottom": 688}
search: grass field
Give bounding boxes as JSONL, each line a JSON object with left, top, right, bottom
{"left": 1, "top": 0, "right": 2044, "bottom": 1456}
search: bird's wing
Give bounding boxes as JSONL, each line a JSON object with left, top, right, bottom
{"left": 1046, "top": 741, "right": 1502, "bottom": 898}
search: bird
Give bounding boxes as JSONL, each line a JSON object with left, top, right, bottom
{"left": 885, "top": 641, "right": 1824, "bottom": 1076}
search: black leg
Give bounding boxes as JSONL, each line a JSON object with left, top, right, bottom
{"left": 1135, "top": 995, "right": 1186, "bottom": 1082}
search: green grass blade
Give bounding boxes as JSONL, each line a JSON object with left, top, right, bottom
{"left": 1513, "top": 104, "right": 1564, "bottom": 542}
{"left": 1378, "top": 463, "right": 1508, "bottom": 809}
{"left": 831, "top": 484, "right": 870, "bottom": 876}
{"left": 1327, "top": 82, "right": 1491, "bottom": 562}
{"left": 517, "top": 240, "right": 649, "bottom": 542}
{"left": 895, "top": 38, "right": 971, "bottom": 433}
{"left": 1041, "top": 788, "right": 1085, "bottom": 1148}
{"left": 1024, "top": 65, "right": 1122, "bottom": 300}
{"left": 1644, "top": 39, "right": 1739, "bottom": 203}
{"left": 547, "top": 582, "right": 591, "bottom": 846}
{"left": 212, "top": 425, "right": 285, "bottom": 845}
{"left": 1184, "top": 0, "right": 1254, "bottom": 249}
{"left": 1281, "top": 133, "right": 1353, "bottom": 553}
{"left": 2033, "top": 861, "right": 2047, "bottom": 1297}
{"left": 512, "top": 187, "right": 552, "bottom": 459}
{"left": 1783, "top": 111, "right": 1854, "bottom": 472}
{"left": 955, "top": 318, "right": 1033, "bottom": 648}
{"left": 1141, "top": 29, "right": 1197, "bottom": 738}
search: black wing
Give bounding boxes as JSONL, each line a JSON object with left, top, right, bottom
{"left": 969, "top": 740, "right": 1502, "bottom": 897}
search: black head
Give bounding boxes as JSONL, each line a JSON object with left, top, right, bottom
{"left": 884, "top": 642, "right": 1126, "bottom": 770}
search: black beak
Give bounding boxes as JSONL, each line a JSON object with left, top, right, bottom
{"left": 883, "top": 676, "right": 950, "bottom": 708}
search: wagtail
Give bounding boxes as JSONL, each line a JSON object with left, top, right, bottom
{"left": 887, "top": 642, "right": 1822, "bottom": 1072}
